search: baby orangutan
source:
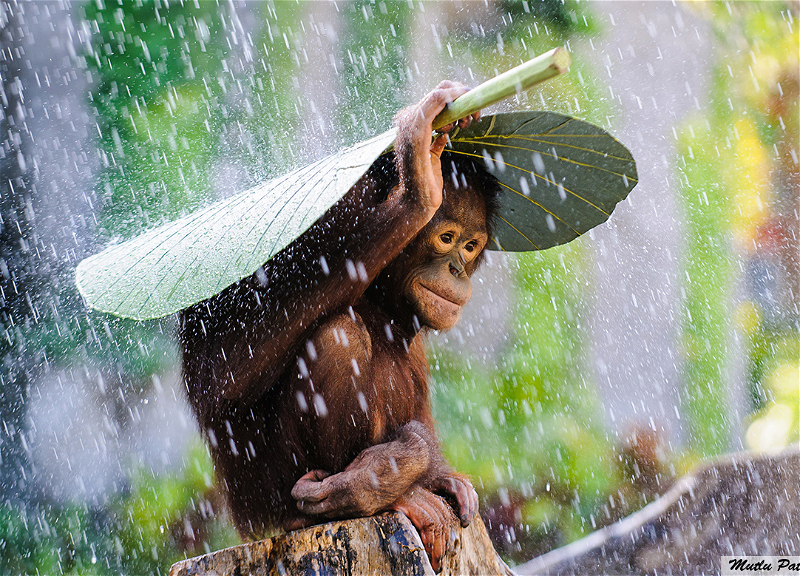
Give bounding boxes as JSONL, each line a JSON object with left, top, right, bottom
{"left": 180, "top": 81, "right": 499, "bottom": 571}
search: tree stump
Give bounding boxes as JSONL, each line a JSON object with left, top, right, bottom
{"left": 168, "top": 513, "right": 514, "bottom": 576}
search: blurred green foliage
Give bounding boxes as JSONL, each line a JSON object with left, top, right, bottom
{"left": 335, "top": 3, "right": 414, "bottom": 138}
{"left": 54, "top": 0, "right": 235, "bottom": 389}
{"left": 0, "top": 442, "right": 236, "bottom": 576}
{"left": 676, "top": 1, "right": 799, "bottom": 457}
{"left": 431, "top": 221, "right": 675, "bottom": 563}
{"left": 85, "top": 0, "right": 230, "bottom": 239}
{"left": 108, "top": 442, "right": 239, "bottom": 575}
{"left": 675, "top": 122, "right": 734, "bottom": 456}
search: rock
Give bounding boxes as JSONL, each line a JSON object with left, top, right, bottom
{"left": 516, "top": 448, "right": 800, "bottom": 575}
{"left": 169, "top": 513, "right": 514, "bottom": 576}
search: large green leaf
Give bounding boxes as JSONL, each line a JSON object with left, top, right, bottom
{"left": 448, "top": 112, "right": 637, "bottom": 251}
{"left": 76, "top": 129, "right": 397, "bottom": 320}
{"left": 76, "top": 112, "right": 636, "bottom": 320}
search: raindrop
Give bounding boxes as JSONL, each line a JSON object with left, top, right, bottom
{"left": 296, "top": 391, "right": 308, "bottom": 412}
{"left": 532, "top": 152, "right": 545, "bottom": 174}
{"left": 482, "top": 149, "right": 494, "bottom": 171}
{"left": 356, "top": 261, "right": 368, "bottom": 283}
{"left": 313, "top": 393, "right": 328, "bottom": 417}
{"left": 520, "top": 177, "right": 530, "bottom": 196}
{"left": 493, "top": 151, "right": 506, "bottom": 172}
{"left": 451, "top": 170, "right": 461, "bottom": 190}
{"left": 345, "top": 259, "right": 357, "bottom": 281}
{"left": 335, "top": 328, "right": 350, "bottom": 347}
{"left": 297, "top": 357, "right": 309, "bottom": 378}
{"left": 305, "top": 340, "right": 317, "bottom": 361}
{"left": 546, "top": 214, "right": 556, "bottom": 232}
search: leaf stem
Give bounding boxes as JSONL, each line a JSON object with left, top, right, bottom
{"left": 432, "top": 47, "right": 571, "bottom": 131}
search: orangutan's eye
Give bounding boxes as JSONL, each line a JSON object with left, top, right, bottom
{"left": 440, "top": 233, "right": 454, "bottom": 244}
{"left": 465, "top": 241, "right": 478, "bottom": 252}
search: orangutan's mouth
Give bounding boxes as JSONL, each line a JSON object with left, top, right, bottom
{"left": 418, "top": 285, "right": 462, "bottom": 316}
